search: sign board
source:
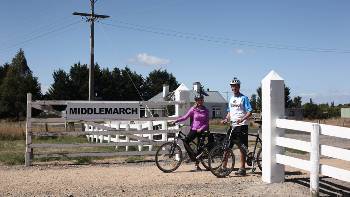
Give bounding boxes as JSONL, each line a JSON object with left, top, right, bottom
{"left": 66, "top": 102, "right": 140, "bottom": 120}
{"left": 341, "top": 108, "right": 350, "bottom": 118}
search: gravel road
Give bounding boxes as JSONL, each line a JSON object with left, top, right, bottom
{"left": 1, "top": 161, "right": 349, "bottom": 197}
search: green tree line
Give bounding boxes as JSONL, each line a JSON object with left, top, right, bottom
{"left": 0, "top": 49, "right": 178, "bottom": 119}
{"left": 0, "top": 49, "right": 348, "bottom": 120}
{"left": 249, "top": 86, "right": 349, "bottom": 119}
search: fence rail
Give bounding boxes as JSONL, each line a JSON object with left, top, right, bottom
{"left": 25, "top": 89, "right": 191, "bottom": 166}
{"left": 261, "top": 70, "right": 350, "bottom": 196}
{"left": 275, "top": 118, "right": 350, "bottom": 183}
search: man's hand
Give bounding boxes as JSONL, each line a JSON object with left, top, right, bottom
{"left": 221, "top": 119, "right": 228, "bottom": 124}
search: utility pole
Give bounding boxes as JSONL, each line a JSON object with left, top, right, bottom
{"left": 73, "top": 0, "right": 109, "bottom": 101}
{"left": 222, "top": 91, "right": 231, "bottom": 102}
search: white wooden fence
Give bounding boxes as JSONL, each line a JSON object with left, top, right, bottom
{"left": 25, "top": 88, "right": 191, "bottom": 166}
{"left": 261, "top": 70, "right": 350, "bottom": 196}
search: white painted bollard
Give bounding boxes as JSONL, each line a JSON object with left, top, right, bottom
{"left": 161, "top": 121, "right": 168, "bottom": 141}
{"left": 115, "top": 122, "right": 120, "bottom": 149}
{"left": 310, "top": 124, "right": 320, "bottom": 196}
{"left": 125, "top": 124, "right": 130, "bottom": 151}
{"left": 148, "top": 121, "right": 153, "bottom": 151}
{"left": 137, "top": 124, "right": 143, "bottom": 152}
{"left": 261, "top": 70, "right": 285, "bottom": 183}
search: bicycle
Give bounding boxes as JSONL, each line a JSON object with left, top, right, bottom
{"left": 208, "top": 120, "right": 262, "bottom": 178}
{"left": 155, "top": 125, "right": 214, "bottom": 173}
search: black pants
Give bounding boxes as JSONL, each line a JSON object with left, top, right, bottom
{"left": 228, "top": 125, "right": 248, "bottom": 149}
{"left": 183, "top": 130, "right": 213, "bottom": 161}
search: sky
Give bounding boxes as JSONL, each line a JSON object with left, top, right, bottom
{"left": 0, "top": 0, "right": 350, "bottom": 104}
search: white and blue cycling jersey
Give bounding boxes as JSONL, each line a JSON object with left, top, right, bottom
{"left": 227, "top": 93, "right": 252, "bottom": 126}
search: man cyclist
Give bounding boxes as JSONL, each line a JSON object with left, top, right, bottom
{"left": 221, "top": 77, "right": 252, "bottom": 176}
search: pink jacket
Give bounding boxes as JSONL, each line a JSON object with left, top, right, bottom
{"left": 175, "top": 106, "right": 209, "bottom": 132}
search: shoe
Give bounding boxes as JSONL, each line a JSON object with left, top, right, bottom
{"left": 190, "top": 166, "right": 202, "bottom": 172}
{"left": 235, "top": 168, "right": 246, "bottom": 176}
{"left": 217, "top": 167, "right": 231, "bottom": 176}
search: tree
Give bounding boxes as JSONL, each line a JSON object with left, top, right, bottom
{"left": 119, "top": 67, "right": 145, "bottom": 100}
{"left": 144, "top": 69, "right": 179, "bottom": 100}
{"left": 291, "top": 96, "right": 302, "bottom": 108}
{"left": 256, "top": 87, "right": 262, "bottom": 112}
{"left": 284, "top": 86, "right": 292, "bottom": 108}
{"left": 69, "top": 63, "right": 89, "bottom": 100}
{"left": 46, "top": 69, "right": 71, "bottom": 100}
{"left": 0, "top": 63, "right": 10, "bottom": 86}
{"left": 0, "top": 49, "right": 41, "bottom": 119}
{"left": 250, "top": 94, "right": 257, "bottom": 112}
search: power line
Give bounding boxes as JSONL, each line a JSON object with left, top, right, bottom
{"left": 100, "top": 20, "right": 350, "bottom": 54}
{"left": 0, "top": 20, "right": 82, "bottom": 54}
{"left": 0, "top": 15, "right": 75, "bottom": 47}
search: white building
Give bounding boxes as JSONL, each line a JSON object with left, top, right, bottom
{"left": 148, "top": 83, "right": 227, "bottom": 119}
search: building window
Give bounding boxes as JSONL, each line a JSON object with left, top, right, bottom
{"left": 212, "top": 107, "right": 222, "bottom": 118}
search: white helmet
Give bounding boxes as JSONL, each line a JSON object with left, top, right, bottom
{"left": 230, "top": 77, "right": 241, "bottom": 85}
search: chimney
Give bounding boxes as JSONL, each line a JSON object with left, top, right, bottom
{"left": 162, "top": 84, "right": 169, "bottom": 99}
{"left": 193, "top": 82, "right": 201, "bottom": 93}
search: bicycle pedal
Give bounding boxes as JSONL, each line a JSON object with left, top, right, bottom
{"left": 195, "top": 152, "right": 204, "bottom": 160}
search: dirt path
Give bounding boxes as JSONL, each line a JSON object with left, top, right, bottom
{"left": 1, "top": 162, "right": 349, "bottom": 197}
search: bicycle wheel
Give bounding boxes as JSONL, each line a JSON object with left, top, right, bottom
{"left": 199, "top": 148, "right": 210, "bottom": 170}
{"left": 155, "top": 142, "right": 183, "bottom": 173}
{"left": 256, "top": 147, "right": 262, "bottom": 171}
{"left": 208, "top": 145, "right": 235, "bottom": 178}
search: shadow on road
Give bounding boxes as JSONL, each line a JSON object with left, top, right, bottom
{"left": 285, "top": 176, "right": 350, "bottom": 196}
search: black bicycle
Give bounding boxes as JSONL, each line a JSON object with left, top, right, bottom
{"left": 208, "top": 121, "right": 262, "bottom": 178}
{"left": 155, "top": 126, "right": 213, "bottom": 173}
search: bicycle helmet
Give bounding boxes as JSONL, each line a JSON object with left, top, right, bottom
{"left": 194, "top": 94, "right": 204, "bottom": 101}
{"left": 230, "top": 77, "right": 241, "bottom": 85}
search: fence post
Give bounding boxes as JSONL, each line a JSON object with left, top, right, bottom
{"left": 161, "top": 121, "right": 168, "bottom": 141}
{"left": 148, "top": 121, "right": 153, "bottom": 151}
{"left": 85, "top": 124, "right": 90, "bottom": 142}
{"left": 137, "top": 124, "right": 142, "bottom": 151}
{"left": 261, "top": 70, "right": 285, "bottom": 183}
{"left": 310, "top": 123, "right": 320, "bottom": 196}
{"left": 25, "top": 93, "right": 32, "bottom": 166}
{"left": 115, "top": 122, "right": 120, "bottom": 150}
{"left": 93, "top": 126, "right": 97, "bottom": 143}
{"left": 107, "top": 121, "right": 111, "bottom": 143}
{"left": 125, "top": 124, "right": 130, "bottom": 151}
{"left": 99, "top": 128, "right": 104, "bottom": 143}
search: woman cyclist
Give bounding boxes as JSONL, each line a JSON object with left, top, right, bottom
{"left": 173, "top": 94, "right": 209, "bottom": 171}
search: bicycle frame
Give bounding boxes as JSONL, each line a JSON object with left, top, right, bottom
{"left": 226, "top": 126, "right": 262, "bottom": 162}
{"left": 174, "top": 128, "right": 213, "bottom": 163}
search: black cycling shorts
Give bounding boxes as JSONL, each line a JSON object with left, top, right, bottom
{"left": 227, "top": 125, "right": 248, "bottom": 148}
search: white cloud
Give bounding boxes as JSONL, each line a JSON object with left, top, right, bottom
{"left": 130, "top": 53, "right": 170, "bottom": 66}
{"left": 234, "top": 48, "right": 245, "bottom": 55}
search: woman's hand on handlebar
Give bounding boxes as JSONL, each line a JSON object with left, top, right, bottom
{"left": 169, "top": 120, "right": 177, "bottom": 126}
